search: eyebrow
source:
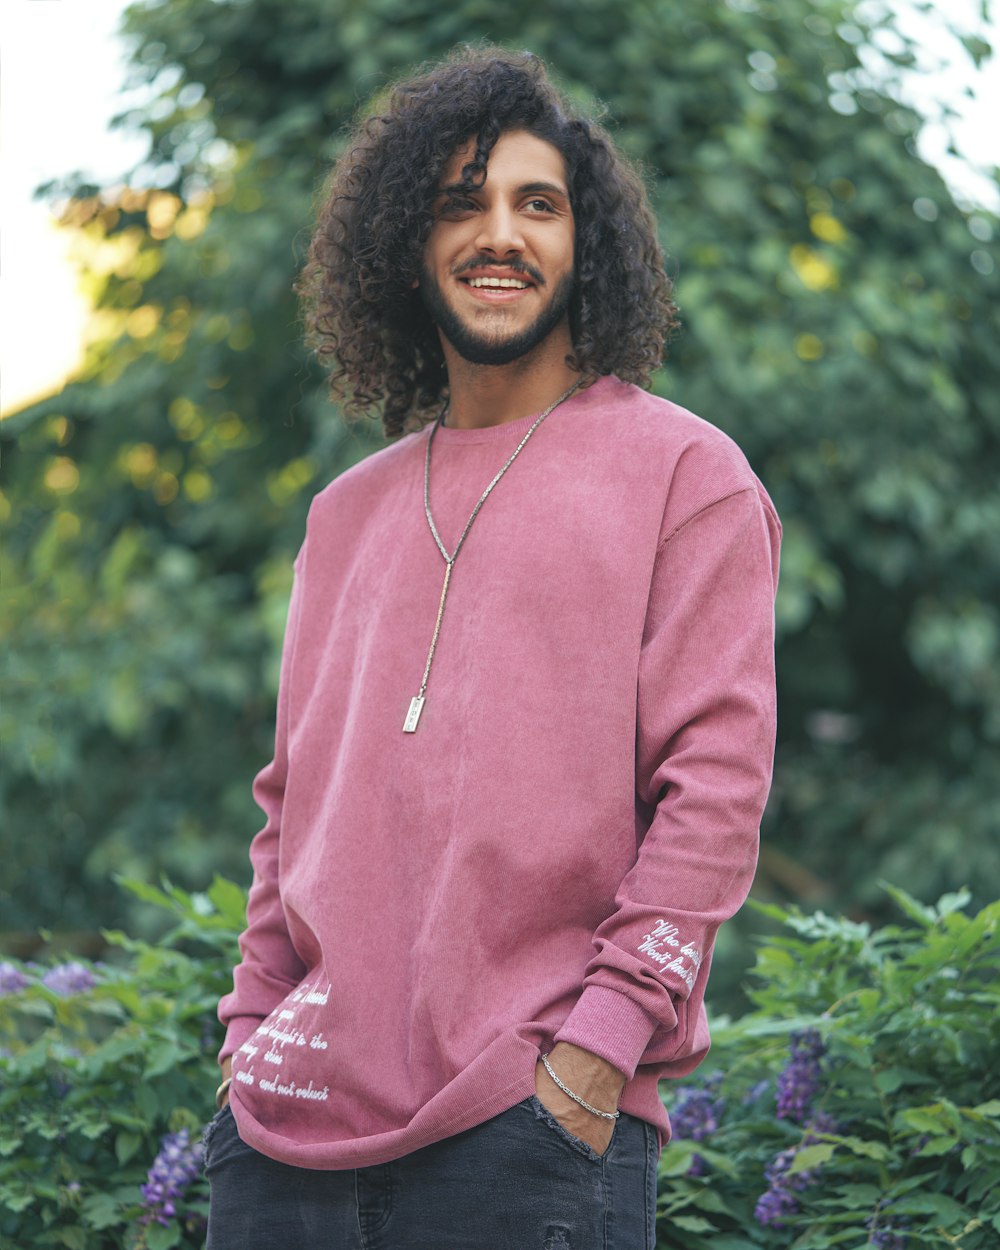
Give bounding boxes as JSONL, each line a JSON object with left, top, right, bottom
{"left": 517, "top": 181, "right": 570, "bottom": 199}
{"left": 437, "top": 179, "right": 570, "bottom": 200}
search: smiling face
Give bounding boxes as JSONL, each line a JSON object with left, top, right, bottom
{"left": 419, "top": 130, "right": 576, "bottom": 367}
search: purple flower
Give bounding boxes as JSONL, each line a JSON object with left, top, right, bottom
{"left": 140, "top": 1128, "right": 205, "bottom": 1228}
{"left": 42, "top": 963, "right": 97, "bottom": 996}
{"left": 869, "top": 1227, "right": 908, "bottom": 1250}
{"left": 868, "top": 1205, "right": 908, "bottom": 1249}
{"left": 0, "top": 962, "right": 31, "bottom": 995}
{"left": 671, "top": 1084, "right": 725, "bottom": 1143}
{"left": 776, "top": 1029, "right": 825, "bottom": 1123}
{"left": 754, "top": 1181, "right": 799, "bottom": 1227}
{"left": 755, "top": 1145, "right": 802, "bottom": 1228}
{"left": 669, "top": 1073, "right": 725, "bottom": 1175}
{"left": 754, "top": 1111, "right": 839, "bottom": 1229}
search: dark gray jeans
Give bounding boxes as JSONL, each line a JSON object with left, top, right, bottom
{"left": 204, "top": 1096, "right": 658, "bottom": 1250}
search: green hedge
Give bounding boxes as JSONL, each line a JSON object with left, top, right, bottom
{"left": 2, "top": 882, "right": 997, "bottom": 1248}
{"left": 0, "top": 879, "right": 241, "bottom": 1250}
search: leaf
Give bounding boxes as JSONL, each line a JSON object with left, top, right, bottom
{"left": 80, "top": 1191, "right": 123, "bottom": 1230}
{"left": 208, "top": 875, "right": 249, "bottom": 926}
{"left": 934, "top": 888, "right": 972, "bottom": 917}
{"left": 879, "top": 882, "right": 935, "bottom": 927}
{"left": 689, "top": 1145, "right": 739, "bottom": 1180}
{"left": 828, "top": 1135, "right": 892, "bottom": 1161}
{"left": 727, "top": 1014, "right": 822, "bottom": 1039}
{"left": 659, "top": 1144, "right": 699, "bottom": 1177}
{"left": 115, "top": 1130, "right": 142, "bottom": 1165}
{"left": 114, "top": 876, "right": 177, "bottom": 911}
{"left": 690, "top": 1240, "right": 750, "bottom": 1250}
{"left": 52, "top": 1229, "right": 88, "bottom": 1250}
{"left": 146, "top": 1222, "right": 184, "bottom": 1250}
{"left": 689, "top": 1186, "right": 732, "bottom": 1215}
{"left": 746, "top": 899, "right": 793, "bottom": 924}
{"left": 145, "top": 1040, "right": 182, "bottom": 1078}
{"left": 2, "top": 1190, "right": 37, "bottom": 1213}
{"left": 833, "top": 1183, "right": 885, "bottom": 1205}
{"left": 875, "top": 1067, "right": 933, "bottom": 1094}
{"left": 889, "top": 1192, "right": 969, "bottom": 1223}
{"left": 896, "top": 1107, "right": 957, "bottom": 1137}
{"left": 787, "top": 1142, "right": 836, "bottom": 1173}
{"left": 671, "top": 1215, "right": 718, "bottom": 1234}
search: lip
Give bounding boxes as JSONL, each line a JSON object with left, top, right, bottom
{"left": 458, "top": 265, "right": 537, "bottom": 283}
{"left": 455, "top": 268, "right": 537, "bottom": 305}
{"left": 458, "top": 281, "right": 535, "bottom": 305}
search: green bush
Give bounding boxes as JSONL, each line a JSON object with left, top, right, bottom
{"left": 659, "top": 888, "right": 1000, "bottom": 1248}
{"left": 5, "top": 0, "right": 998, "bottom": 950}
{"left": 0, "top": 879, "right": 242, "bottom": 1249}
{"left": 2, "top": 882, "right": 997, "bottom": 1248}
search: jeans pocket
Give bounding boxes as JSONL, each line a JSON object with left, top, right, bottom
{"left": 202, "top": 1102, "right": 234, "bottom": 1167}
{"left": 528, "top": 1094, "right": 614, "bottom": 1162}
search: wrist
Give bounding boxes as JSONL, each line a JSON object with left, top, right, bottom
{"left": 547, "top": 1041, "right": 625, "bottom": 1095}
{"left": 540, "top": 1051, "right": 620, "bottom": 1120}
{"left": 540, "top": 1042, "right": 626, "bottom": 1117}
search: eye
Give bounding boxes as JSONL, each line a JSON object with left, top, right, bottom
{"left": 438, "top": 196, "right": 476, "bottom": 217}
{"left": 523, "top": 198, "right": 556, "bottom": 213}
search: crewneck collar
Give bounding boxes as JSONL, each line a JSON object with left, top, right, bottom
{"left": 429, "top": 375, "right": 611, "bottom": 445}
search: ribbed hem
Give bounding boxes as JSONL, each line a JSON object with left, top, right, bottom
{"left": 553, "top": 984, "right": 664, "bottom": 1080}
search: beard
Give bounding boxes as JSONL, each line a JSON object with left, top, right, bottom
{"left": 419, "top": 266, "right": 575, "bottom": 366}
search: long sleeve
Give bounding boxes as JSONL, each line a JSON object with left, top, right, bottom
{"left": 210, "top": 382, "right": 789, "bottom": 1166}
{"left": 217, "top": 544, "right": 309, "bottom": 1063}
{"left": 554, "top": 484, "right": 781, "bottom": 1078}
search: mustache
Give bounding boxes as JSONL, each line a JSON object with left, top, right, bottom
{"left": 452, "top": 257, "right": 545, "bottom": 285}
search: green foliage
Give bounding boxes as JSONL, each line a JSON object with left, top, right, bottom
{"left": 0, "top": 878, "right": 245, "bottom": 1249}
{"left": 657, "top": 887, "right": 1000, "bottom": 1248}
{"left": 1, "top": 0, "right": 997, "bottom": 947}
{"left": 3, "top": 880, "right": 995, "bottom": 1246}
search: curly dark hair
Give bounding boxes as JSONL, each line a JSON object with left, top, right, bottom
{"left": 298, "top": 45, "right": 679, "bottom": 439}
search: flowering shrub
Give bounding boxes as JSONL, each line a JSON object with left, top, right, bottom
{"left": 658, "top": 887, "right": 1000, "bottom": 1249}
{"left": 0, "top": 878, "right": 243, "bottom": 1250}
{"left": 139, "top": 1129, "right": 206, "bottom": 1235}
{"left": 41, "top": 963, "right": 101, "bottom": 997}
{"left": 0, "top": 964, "right": 32, "bottom": 995}
{"left": 2, "top": 881, "right": 997, "bottom": 1248}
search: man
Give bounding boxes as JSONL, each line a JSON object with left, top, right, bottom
{"left": 206, "top": 46, "right": 781, "bottom": 1250}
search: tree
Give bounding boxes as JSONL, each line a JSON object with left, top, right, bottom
{"left": 2, "top": 0, "right": 997, "bottom": 975}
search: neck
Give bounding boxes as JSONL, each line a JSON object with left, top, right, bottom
{"left": 440, "top": 331, "right": 582, "bottom": 430}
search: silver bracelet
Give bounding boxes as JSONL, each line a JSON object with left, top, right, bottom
{"left": 541, "top": 1053, "right": 620, "bottom": 1121}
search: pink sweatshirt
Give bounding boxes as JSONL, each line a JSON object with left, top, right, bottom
{"left": 218, "top": 375, "right": 781, "bottom": 1168}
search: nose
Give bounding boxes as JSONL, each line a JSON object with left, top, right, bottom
{"left": 474, "top": 203, "right": 524, "bottom": 257}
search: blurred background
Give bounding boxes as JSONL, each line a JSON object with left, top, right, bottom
{"left": 2, "top": 0, "right": 997, "bottom": 1013}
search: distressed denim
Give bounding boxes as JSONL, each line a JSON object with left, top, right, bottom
{"left": 204, "top": 1096, "right": 658, "bottom": 1250}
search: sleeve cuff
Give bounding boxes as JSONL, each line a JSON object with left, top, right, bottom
{"left": 553, "top": 984, "right": 669, "bottom": 1080}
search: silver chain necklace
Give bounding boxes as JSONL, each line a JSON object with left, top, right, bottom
{"left": 403, "top": 378, "right": 584, "bottom": 733}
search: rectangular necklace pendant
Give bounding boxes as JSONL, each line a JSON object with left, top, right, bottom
{"left": 403, "top": 696, "right": 425, "bottom": 733}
